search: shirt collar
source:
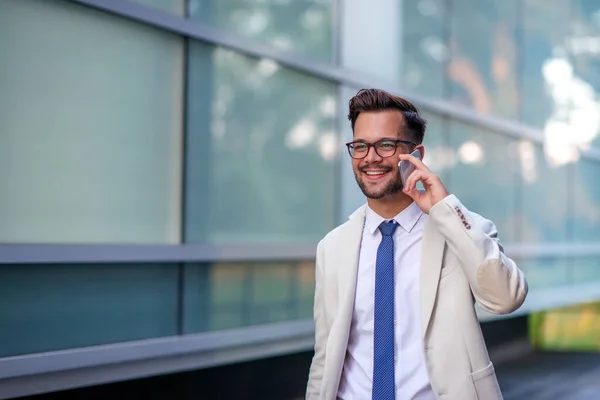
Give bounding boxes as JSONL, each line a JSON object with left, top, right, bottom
{"left": 365, "top": 201, "right": 423, "bottom": 235}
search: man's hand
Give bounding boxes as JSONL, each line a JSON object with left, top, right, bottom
{"left": 398, "top": 153, "right": 450, "bottom": 214}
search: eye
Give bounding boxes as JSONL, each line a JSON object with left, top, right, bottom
{"left": 353, "top": 143, "right": 368, "bottom": 151}
{"left": 379, "top": 141, "right": 394, "bottom": 148}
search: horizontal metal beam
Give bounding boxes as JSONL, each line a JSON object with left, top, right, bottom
{"left": 477, "top": 281, "right": 600, "bottom": 322}
{"left": 70, "top": 0, "right": 600, "bottom": 164}
{"left": 0, "top": 243, "right": 317, "bottom": 264}
{"left": 0, "top": 319, "right": 315, "bottom": 399}
{"left": 504, "top": 242, "right": 600, "bottom": 258}
{"left": 1, "top": 242, "right": 600, "bottom": 264}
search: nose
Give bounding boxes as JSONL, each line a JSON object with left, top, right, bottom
{"left": 363, "top": 145, "right": 383, "bottom": 163}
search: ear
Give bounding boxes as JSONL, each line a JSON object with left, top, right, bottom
{"left": 416, "top": 144, "right": 425, "bottom": 160}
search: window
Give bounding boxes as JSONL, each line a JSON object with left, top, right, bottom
{"left": 341, "top": 0, "right": 445, "bottom": 96}
{"left": 0, "top": 0, "right": 183, "bottom": 244}
{"left": 449, "top": 0, "right": 519, "bottom": 118}
{"left": 185, "top": 42, "right": 337, "bottom": 244}
{"left": 573, "top": 159, "right": 600, "bottom": 242}
{"left": 187, "top": 0, "right": 335, "bottom": 62}
{"left": 183, "top": 261, "right": 315, "bottom": 333}
{"left": 447, "top": 120, "right": 519, "bottom": 243}
{"left": 0, "top": 263, "right": 178, "bottom": 357}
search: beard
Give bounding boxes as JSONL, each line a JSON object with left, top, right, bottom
{"left": 354, "top": 166, "right": 404, "bottom": 199}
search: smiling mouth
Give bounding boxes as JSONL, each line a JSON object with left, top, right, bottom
{"left": 362, "top": 169, "right": 390, "bottom": 180}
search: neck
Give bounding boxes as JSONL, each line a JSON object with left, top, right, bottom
{"left": 367, "top": 191, "right": 414, "bottom": 219}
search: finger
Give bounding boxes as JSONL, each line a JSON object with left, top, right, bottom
{"left": 404, "top": 186, "right": 422, "bottom": 202}
{"left": 403, "top": 170, "right": 421, "bottom": 193}
{"left": 397, "top": 152, "right": 430, "bottom": 173}
{"left": 404, "top": 170, "right": 427, "bottom": 193}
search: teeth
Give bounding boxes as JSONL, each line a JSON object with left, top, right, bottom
{"left": 365, "top": 171, "right": 386, "bottom": 175}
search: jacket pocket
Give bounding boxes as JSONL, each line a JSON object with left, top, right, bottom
{"left": 469, "top": 362, "right": 503, "bottom": 399}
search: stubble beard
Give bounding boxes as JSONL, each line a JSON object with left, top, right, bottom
{"left": 354, "top": 168, "right": 404, "bottom": 199}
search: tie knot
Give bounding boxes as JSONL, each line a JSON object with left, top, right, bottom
{"left": 378, "top": 220, "right": 398, "bottom": 237}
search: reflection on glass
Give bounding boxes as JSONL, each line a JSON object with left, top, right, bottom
{"left": 448, "top": 0, "right": 519, "bottom": 118}
{"left": 401, "top": 0, "right": 446, "bottom": 97}
{"left": 0, "top": 264, "right": 178, "bottom": 358}
{"left": 251, "top": 263, "right": 295, "bottom": 324}
{"left": 522, "top": 0, "right": 571, "bottom": 130}
{"left": 569, "top": 0, "right": 600, "bottom": 148}
{"left": 520, "top": 0, "right": 598, "bottom": 163}
{"left": 518, "top": 257, "right": 570, "bottom": 289}
{"left": 573, "top": 159, "right": 600, "bottom": 242}
{"left": 572, "top": 257, "right": 600, "bottom": 285}
{"left": 187, "top": 0, "right": 335, "bottom": 62}
{"left": 341, "top": 0, "right": 445, "bottom": 97}
{"left": 297, "top": 260, "right": 316, "bottom": 318}
{"left": 186, "top": 42, "right": 337, "bottom": 244}
{"left": 420, "top": 113, "right": 450, "bottom": 181}
{"left": 184, "top": 261, "right": 315, "bottom": 333}
{"left": 521, "top": 143, "right": 571, "bottom": 243}
{"left": 447, "top": 121, "right": 519, "bottom": 243}
{"left": 0, "top": 0, "right": 183, "bottom": 244}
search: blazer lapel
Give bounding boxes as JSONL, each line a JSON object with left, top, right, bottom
{"left": 420, "top": 215, "right": 446, "bottom": 340}
{"left": 323, "top": 205, "right": 365, "bottom": 400}
{"left": 337, "top": 206, "right": 366, "bottom": 307}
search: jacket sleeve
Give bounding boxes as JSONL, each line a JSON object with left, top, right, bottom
{"left": 428, "top": 194, "right": 528, "bottom": 314}
{"left": 306, "top": 240, "right": 326, "bottom": 399}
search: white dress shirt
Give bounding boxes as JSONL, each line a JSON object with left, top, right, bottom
{"left": 337, "top": 201, "right": 436, "bottom": 400}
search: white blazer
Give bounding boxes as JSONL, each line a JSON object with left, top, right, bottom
{"left": 306, "top": 195, "right": 528, "bottom": 400}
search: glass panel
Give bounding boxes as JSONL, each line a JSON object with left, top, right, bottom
{"left": 401, "top": 0, "right": 446, "bottom": 98}
{"left": 185, "top": 42, "right": 337, "bottom": 244}
{"left": 521, "top": 0, "right": 571, "bottom": 129}
{"left": 251, "top": 263, "right": 295, "bottom": 324}
{"left": 571, "top": 256, "right": 600, "bottom": 285}
{"left": 0, "top": 264, "right": 178, "bottom": 357}
{"left": 187, "top": 0, "right": 335, "bottom": 62}
{"left": 522, "top": 1, "right": 600, "bottom": 160}
{"left": 421, "top": 113, "right": 449, "bottom": 185}
{"left": 297, "top": 260, "right": 316, "bottom": 319}
{"left": 447, "top": 120, "right": 519, "bottom": 243}
{"left": 520, "top": 143, "right": 570, "bottom": 243}
{"left": 132, "top": 0, "right": 185, "bottom": 15}
{"left": 0, "top": 0, "right": 183, "bottom": 244}
{"left": 519, "top": 257, "right": 570, "bottom": 289}
{"left": 341, "top": 0, "right": 445, "bottom": 96}
{"left": 448, "top": 0, "right": 519, "bottom": 118}
{"left": 570, "top": 0, "right": 600, "bottom": 148}
{"left": 184, "top": 261, "right": 314, "bottom": 333}
{"left": 573, "top": 159, "right": 600, "bottom": 242}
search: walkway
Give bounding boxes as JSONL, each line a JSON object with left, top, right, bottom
{"left": 497, "top": 352, "right": 600, "bottom": 400}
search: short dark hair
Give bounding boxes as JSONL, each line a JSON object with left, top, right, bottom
{"left": 348, "top": 88, "right": 427, "bottom": 144}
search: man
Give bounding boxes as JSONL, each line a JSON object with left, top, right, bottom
{"left": 306, "top": 89, "right": 527, "bottom": 400}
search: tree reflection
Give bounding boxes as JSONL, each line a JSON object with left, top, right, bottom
{"left": 189, "top": 43, "right": 337, "bottom": 244}
{"left": 188, "top": 0, "right": 335, "bottom": 62}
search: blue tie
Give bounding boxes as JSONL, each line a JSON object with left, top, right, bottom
{"left": 372, "top": 220, "right": 398, "bottom": 400}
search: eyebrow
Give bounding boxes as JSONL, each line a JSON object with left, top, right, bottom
{"left": 354, "top": 137, "right": 398, "bottom": 142}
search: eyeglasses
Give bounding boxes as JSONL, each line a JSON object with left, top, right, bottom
{"left": 345, "top": 139, "right": 417, "bottom": 159}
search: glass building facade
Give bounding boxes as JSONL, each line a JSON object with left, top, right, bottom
{"left": 1, "top": 0, "right": 600, "bottom": 397}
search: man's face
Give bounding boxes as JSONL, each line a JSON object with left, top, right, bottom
{"left": 351, "top": 111, "right": 411, "bottom": 199}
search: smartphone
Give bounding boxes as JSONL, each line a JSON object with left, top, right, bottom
{"left": 398, "top": 148, "right": 422, "bottom": 188}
